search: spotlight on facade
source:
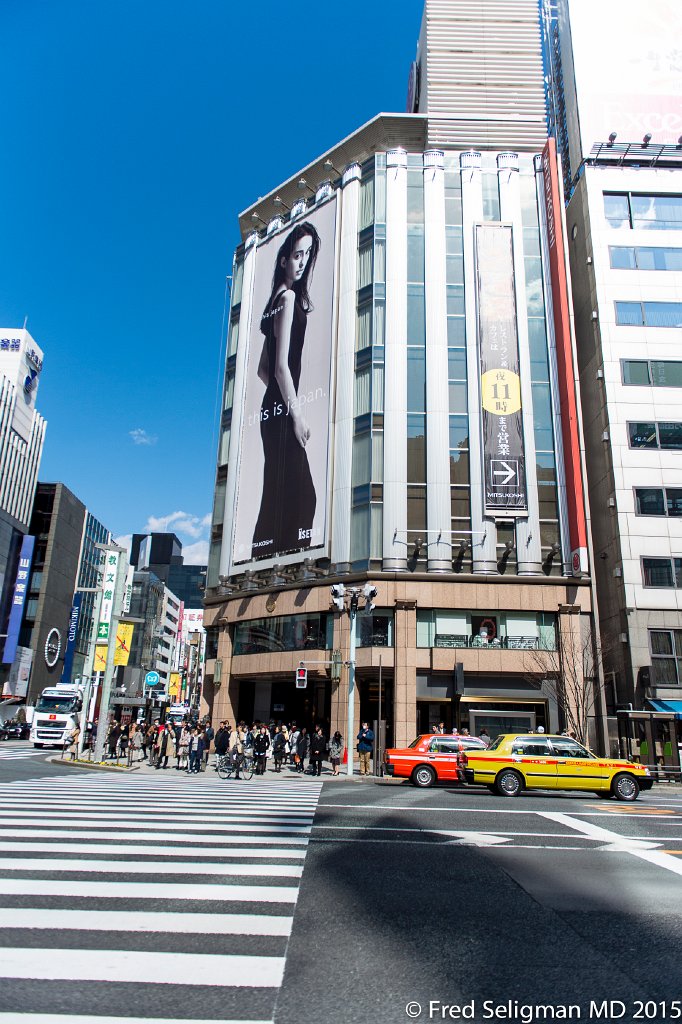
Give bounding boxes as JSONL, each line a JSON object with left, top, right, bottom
{"left": 642, "top": 133, "right": 652, "bottom": 147}
{"left": 273, "top": 195, "right": 291, "bottom": 211}
{"left": 330, "top": 583, "right": 346, "bottom": 611}
{"left": 544, "top": 542, "right": 561, "bottom": 567}
{"left": 607, "top": 132, "right": 617, "bottom": 146}
{"left": 297, "top": 177, "right": 315, "bottom": 194}
{"left": 323, "top": 158, "right": 342, "bottom": 177}
{"left": 240, "top": 570, "right": 258, "bottom": 591}
{"left": 413, "top": 536, "right": 424, "bottom": 558}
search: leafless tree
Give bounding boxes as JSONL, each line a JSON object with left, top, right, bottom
{"left": 524, "top": 614, "right": 608, "bottom": 745}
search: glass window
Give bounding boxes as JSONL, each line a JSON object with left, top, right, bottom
{"left": 233, "top": 613, "right": 331, "bottom": 655}
{"left": 604, "top": 193, "right": 630, "bottom": 228}
{"left": 350, "top": 505, "right": 369, "bottom": 562}
{"left": 370, "top": 502, "right": 382, "bottom": 558}
{"left": 550, "top": 738, "right": 593, "bottom": 759}
{"left": 372, "top": 364, "right": 384, "bottom": 414}
{"left": 357, "top": 244, "right": 373, "bottom": 289}
{"left": 357, "top": 610, "right": 393, "bottom": 648}
{"left": 622, "top": 360, "right": 651, "bottom": 385}
{"left": 643, "top": 302, "right": 682, "bottom": 328}
{"left": 451, "top": 488, "right": 470, "bottom": 519}
{"left": 449, "top": 415, "right": 469, "bottom": 450}
{"left": 407, "top": 485, "right": 426, "bottom": 532}
{"left": 227, "top": 318, "right": 240, "bottom": 357}
{"left": 374, "top": 301, "right": 385, "bottom": 347}
{"left": 482, "top": 173, "right": 500, "bottom": 221}
{"left": 528, "top": 319, "right": 549, "bottom": 382}
{"left": 356, "top": 303, "right": 372, "bottom": 351}
{"left": 635, "top": 488, "right": 665, "bottom": 515}
{"left": 532, "top": 382, "right": 554, "bottom": 452}
{"left": 667, "top": 489, "right": 682, "bottom": 517}
{"left": 352, "top": 433, "right": 371, "bottom": 488}
{"left": 407, "top": 284, "right": 425, "bottom": 346}
{"left": 358, "top": 178, "right": 374, "bottom": 231}
{"left": 407, "top": 171, "right": 424, "bottom": 223}
{"left": 448, "top": 381, "right": 467, "bottom": 415}
{"left": 447, "top": 317, "right": 466, "bottom": 346}
{"left": 628, "top": 422, "right": 657, "bottom": 448}
{"left": 631, "top": 194, "right": 682, "bottom": 231}
{"left": 609, "top": 246, "right": 637, "bottom": 269}
{"left": 643, "top": 558, "right": 674, "bottom": 588}
{"left": 448, "top": 348, "right": 467, "bottom": 381}
{"left": 416, "top": 610, "right": 434, "bottom": 648}
{"left": 659, "top": 423, "right": 682, "bottom": 449}
{"left": 407, "top": 226, "right": 425, "bottom": 283}
{"left": 615, "top": 301, "right": 643, "bottom": 326}
{"left": 510, "top": 737, "right": 551, "bottom": 756}
{"left": 449, "top": 450, "right": 469, "bottom": 486}
{"left": 446, "top": 284, "right": 465, "bottom": 317}
{"left": 407, "top": 415, "right": 426, "bottom": 482}
{"left": 407, "top": 350, "right": 426, "bottom": 412}
{"left": 651, "top": 361, "right": 682, "bottom": 387}
{"left": 354, "top": 366, "right": 370, "bottom": 418}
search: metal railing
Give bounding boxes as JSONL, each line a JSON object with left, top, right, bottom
{"left": 433, "top": 634, "right": 556, "bottom": 651}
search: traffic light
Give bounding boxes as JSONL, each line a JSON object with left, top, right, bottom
{"left": 330, "top": 583, "right": 346, "bottom": 611}
{"left": 295, "top": 664, "right": 308, "bottom": 688}
{"left": 363, "top": 583, "right": 377, "bottom": 613}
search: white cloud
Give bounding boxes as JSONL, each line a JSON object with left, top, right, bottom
{"left": 144, "top": 511, "right": 209, "bottom": 539}
{"left": 181, "top": 539, "right": 209, "bottom": 564}
{"left": 129, "top": 428, "right": 158, "bottom": 446}
{"left": 115, "top": 534, "right": 132, "bottom": 555}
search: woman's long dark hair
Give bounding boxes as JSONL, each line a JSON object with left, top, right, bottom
{"left": 270, "top": 221, "right": 320, "bottom": 312}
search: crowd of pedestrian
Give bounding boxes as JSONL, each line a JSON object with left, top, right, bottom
{"left": 100, "top": 717, "right": 372, "bottom": 777}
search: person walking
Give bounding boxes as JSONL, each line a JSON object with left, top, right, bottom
{"left": 131, "top": 723, "right": 143, "bottom": 763}
{"left": 155, "top": 723, "right": 173, "bottom": 770}
{"left": 177, "top": 724, "right": 191, "bottom": 770}
{"left": 295, "top": 727, "right": 309, "bottom": 773}
{"left": 106, "top": 721, "right": 121, "bottom": 760}
{"left": 214, "top": 721, "right": 230, "bottom": 770}
{"left": 272, "top": 727, "right": 287, "bottom": 773}
{"left": 203, "top": 720, "right": 215, "bottom": 768}
{"left": 253, "top": 725, "right": 270, "bottom": 775}
{"left": 229, "top": 724, "right": 246, "bottom": 780}
{"left": 329, "top": 731, "right": 343, "bottom": 776}
{"left": 309, "top": 725, "right": 326, "bottom": 777}
{"left": 289, "top": 724, "right": 300, "bottom": 767}
{"left": 356, "top": 722, "right": 375, "bottom": 777}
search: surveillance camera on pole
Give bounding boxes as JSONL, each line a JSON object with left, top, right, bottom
{"left": 330, "top": 583, "right": 346, "bottom": 611}
{"left": 362, "top": 583, "right": 378, "bottom": 614}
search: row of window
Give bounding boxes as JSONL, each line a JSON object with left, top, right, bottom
{"left": 609, "top": 245, "right": 682, "bottom": 272}
{"left": 628, "top": 421, "right": 682, "bottom": 450}
{"left": 622, "top": 360, "right": 682, "bottom": 387}
{"left": 635, "top": 488, "right": 682, "bottom": 517}
{"left": 643, "top": 558, "right": 682, "bottom": 589}
{"left": 604, "top": 193, "right": 682, "bottom": 231}
{"left": 615, "top": 301, "right": 682, "bottom": 329}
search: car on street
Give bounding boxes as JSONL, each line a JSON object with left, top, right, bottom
{"left": 384, "top": 733, "right": 487, "bottom": 787}
{"left": 463, "top": 732, "right": 654, "bottom": 801}
{"left": 2, "top": 720, "right": 30, "bottom": 740}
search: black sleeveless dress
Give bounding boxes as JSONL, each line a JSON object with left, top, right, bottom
{"left": 251, "top": 291, "right": 317, "bottom": 558}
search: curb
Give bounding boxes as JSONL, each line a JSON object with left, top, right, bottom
{"left": 47, "top": 756, "right": 140, "bottom": 773}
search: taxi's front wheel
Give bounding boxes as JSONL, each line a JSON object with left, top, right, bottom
{"left": 495, "top": 769, "right": 524, "bottom": 797}
{"left": 612, "top": 773, "right": 640, "bottom": 802}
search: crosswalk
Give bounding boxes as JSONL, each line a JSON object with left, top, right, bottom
{"left": 0, "top": 748, "right": 47, "bottom": 760}
{"left": 0, "top": 772, "right": 323, "bottom": 1024}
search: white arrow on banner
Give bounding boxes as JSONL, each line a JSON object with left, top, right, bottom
{"left": 492, "top": 462, "right": 516, "bottom": 485}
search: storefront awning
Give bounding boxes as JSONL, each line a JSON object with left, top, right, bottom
{"left": 647, "top": 699, "right": 682, "bottom": 719}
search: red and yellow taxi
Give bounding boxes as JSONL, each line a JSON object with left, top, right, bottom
{"left": 463, "top": 733, "right": 654, "bottom": 801}
{"left": 384, "top": 733, "right": 487, "bottom": 787}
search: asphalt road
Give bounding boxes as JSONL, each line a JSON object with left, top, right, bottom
{"left": 0, "top": 743, "right": 680, "bottom": 1024}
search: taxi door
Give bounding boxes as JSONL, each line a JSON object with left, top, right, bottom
{"left": 427, "top": 737, "right": 462, "bottom": 781}
{"left": 549, "top": 737, "right": 604, "bottom": 791}
{"left": 510, "top": 737, "right": 557, "bottom": 789}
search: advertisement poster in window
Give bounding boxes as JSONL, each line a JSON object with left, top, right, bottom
{"left": 232, "top": 198, "right": 337, "bottom": 566}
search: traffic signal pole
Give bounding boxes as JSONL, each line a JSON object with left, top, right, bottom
{"left": 347, "top": 595, "right": 358, "bottom": 778}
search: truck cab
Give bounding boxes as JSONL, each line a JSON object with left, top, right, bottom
{"left": 30, "top": 685, "right": 82, "bottom": 748}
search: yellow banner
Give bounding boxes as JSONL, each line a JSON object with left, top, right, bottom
{"left": 94, "top": 645, "right": 107, "bottom": 672}
{"left": 113, "top": 623, "right": 134, "bottom": 667}
{"left": 169, "top": 672, "right": 181, "bottom": 698}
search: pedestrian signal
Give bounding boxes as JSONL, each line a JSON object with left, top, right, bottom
{"left": 296, "top": 665, "right": 308, "bottom": 688}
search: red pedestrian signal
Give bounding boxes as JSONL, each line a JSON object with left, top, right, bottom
{"left": 295, "top": 665, "right": 307, "bottom": 689}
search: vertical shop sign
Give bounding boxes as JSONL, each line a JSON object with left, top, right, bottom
{"left": 476, "top": 224, "right": 527, "bottom": 513}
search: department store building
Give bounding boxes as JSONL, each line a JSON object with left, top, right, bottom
{"left": 202, "top": 0, "right": 603, "bottom": 749}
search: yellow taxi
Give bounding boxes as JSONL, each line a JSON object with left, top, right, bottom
{"left": 463, "top": 732, "right": 653, "bottom": 801}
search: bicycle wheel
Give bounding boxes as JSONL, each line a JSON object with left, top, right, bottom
{"left": 240, "top": 757, "right": 254, "bottom": 780}
{"left": 218, "top": 758, "right": 233, "bottom": 780}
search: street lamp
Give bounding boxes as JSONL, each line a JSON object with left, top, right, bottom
{"left": 330, "top": 582, "right": 377, "bottom": 777}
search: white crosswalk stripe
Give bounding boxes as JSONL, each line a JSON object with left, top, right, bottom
{"left": 0, "top": 749, "right": 47, "bottom": 760}
{"left": 0, "top": 771, "right": 322, "bottom": 1023}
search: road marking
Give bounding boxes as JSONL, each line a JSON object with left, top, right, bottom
{"left": 0, "top": 817, "right": 312, "bottom": 834}
{"left": 0, "top": 841, "right": 306, "bottom": 858}
{"left": 0, "top": 879, "right": 299, "bottom": 902}
{"left": 0, "top": 947, "right": 285, "bottom": 987}
{"left": 0, "top": 828, "right": 308, "bottom": 845}
{"left": 0, "top": 857, "right": 303, "bottom": 878}
{"left": 0, "top": 908, "right": 292, "bottom": 935}
{"left": 540, "top": 811, "right": 682, "bottom": 877}
{"left": 0, "top": 1016, "right": 272, "bottom": 1024}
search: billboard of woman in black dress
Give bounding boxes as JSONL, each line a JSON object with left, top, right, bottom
{"left": 231, "top": 198, "right": 336, "bottom": 566}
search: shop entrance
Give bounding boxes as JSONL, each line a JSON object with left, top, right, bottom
{"left": 270, "top": 678, "right": 330, "bottom": 733}
{"left": 359, "top": 675, "right": 394, "bottom": 749}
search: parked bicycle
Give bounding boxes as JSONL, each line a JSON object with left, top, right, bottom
{"left": 217, "top": 751, "right": 254, "bottom": 780}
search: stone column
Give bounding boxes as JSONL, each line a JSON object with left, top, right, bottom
{"left": 393, "top": 599, "right": 417, "bottom": 747}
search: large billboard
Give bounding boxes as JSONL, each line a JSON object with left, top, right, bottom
{"left": 476, "top": 224, "right": 528, "bottom": 514}
{"left": 560, "top": 0, "right": 682, "bottom": 172}
{"left": 232, "top": 198, "right": 337, "bottom": 566}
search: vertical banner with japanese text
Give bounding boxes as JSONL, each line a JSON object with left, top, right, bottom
{"left": 2, "top": 535, "right": 35, "bottom": 664}
{"left": 97, "top": 551, "right": 120, "bottom": 643}
{"left": 476, "top": 224, "right": 528, "bottom": 513}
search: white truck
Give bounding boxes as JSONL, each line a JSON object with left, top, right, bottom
{"left": 30, "top": 684, "right": 82, "bottom": 748}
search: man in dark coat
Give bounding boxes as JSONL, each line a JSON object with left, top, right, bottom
{"left": 309, "top": 725, "right": 326, "bottom": 777}
{"left": 253, "top": 725, "right": 270, "bottom": 775}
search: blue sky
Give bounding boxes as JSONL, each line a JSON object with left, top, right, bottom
{"left": 0, "top": 0, "right": 420, "bottom": 561}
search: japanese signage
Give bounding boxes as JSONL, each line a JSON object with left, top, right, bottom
{"left": 94, "top": 645, "right": 107, "bottom": 672}
{"left": 97, "top": 551, "right": 120, "bottom": 642}
{"left": 60, "top": 593, "right": 82, "bottom": 685}
{"left": 476, "top": 224, "right": 527, "bottom": 513}
{"left": 2, "top": 535, "right": 35, "bottom": 664}
{"left": 113, "top": 622, "right": 134, "bottom": 667}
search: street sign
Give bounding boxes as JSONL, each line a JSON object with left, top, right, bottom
{"left": 145, "top": 671, "right": 160, "bottom": 687}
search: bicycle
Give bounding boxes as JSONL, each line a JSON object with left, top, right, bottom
{"left": 217, "top": 752, "right": 254, "bottom": 780}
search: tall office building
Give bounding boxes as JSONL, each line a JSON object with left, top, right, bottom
{"left": 202, "top": 0, "right": 600, "bottom": 748}
{"left": 0, "top": 329, "right": 46, "bottom": 690}
{"left": 549, "top": 0, "right": 682, "bottom": 718}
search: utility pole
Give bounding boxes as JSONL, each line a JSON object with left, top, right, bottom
{"left": 330, "top": 582, "right": 377, "bottom": 778}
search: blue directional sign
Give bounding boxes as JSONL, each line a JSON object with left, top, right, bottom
{"left": 145, "top": 671, "right": 161, "bottom": 687}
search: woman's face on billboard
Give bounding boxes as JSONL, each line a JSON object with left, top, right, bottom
{"left": 281, "top": 234, "right": 313, "bottom": 285}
